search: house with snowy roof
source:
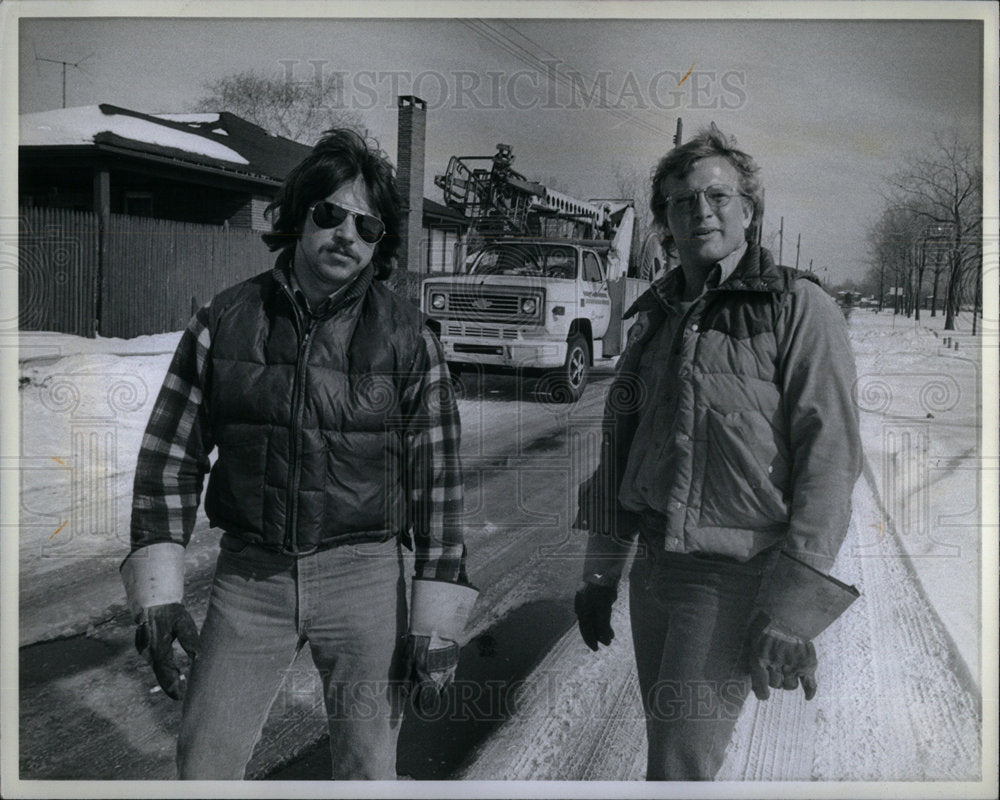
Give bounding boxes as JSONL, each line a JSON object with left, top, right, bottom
{"left": 20, "top": 101, "right": 469, "bottom": 248}
{"left": 19, "top": 103, "right": 310, "bottom": 230}
{"left": 17, "top": 102, "right": 470, "bottom": 337}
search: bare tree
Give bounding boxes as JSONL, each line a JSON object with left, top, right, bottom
{"left": 866, "top": 206, "right": 916, "bottom": 314}
{"left": 609, "top": 159, "right": 663, "bottom": 278}
{"left": 885, "top": 131, "right": 982, "bottom": 331}
{"left": 924, "top": 224, "right": 950, "bottom": 317}
{"left": 910, "top": 223, "right": 931, "bottom": 321}
{"left": 761, "top": 226, "right": 782, "bottom": 257}
{"left": 193, "top": 69, "right": 365, "bottom": 145}
{"left": 611, "top": 159, "right": 652, "bottom": 239}
{"left": 543, "top": 175, "right": 570, "bottom": 194}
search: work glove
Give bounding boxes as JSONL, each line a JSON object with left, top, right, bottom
{"left": 748, "top": 550, "right": 860, "bottom": 702}
{"left": 134, "top": 603, "right": 201, "bottom": 700}
{"left": 405, "top": 578, "right": 479, "bottom": 715}
{"left": 574, "top": 583, "right": 617, "bottom": 651}
{"left": 121, "top": 542, "right": 198, "bottom": 700}
{"left": 403, "top": 633, "right": 459, "bottom": 714}
{"left": 747, "top": 612, "right": 818, "bottom": 701}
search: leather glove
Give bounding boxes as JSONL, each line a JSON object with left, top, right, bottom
{"left": 747, "top": 612, "right": 818, "bottom": 701}
{"left": 574, "top": 583, "right": 617, "bottom": 651}
{"left": 406, "top": 578, "right": 479, "bottom": 715}
{"left": 121, "top": 542, "right": 196, "bottom": 700}
{"left": 404, "top": 633, "right": 460, "bottom": 714}
{"left": 134, "top": 602, "right": 200, "bottom": 700}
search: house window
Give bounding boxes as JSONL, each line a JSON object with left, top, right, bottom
{"left": 426, "top": 227, "right": 463, "bottom": 273}
{"left": 124, "top": 192, "right": 154, "bottom": 217}
{"left": 442, "top": 231, "right": 457, "bottom": 273}
{"left": 428, "top": 227, "right": 447, "bottom": 273}
{"left": 251, "top": 196, "right": 271, "bottom": 231}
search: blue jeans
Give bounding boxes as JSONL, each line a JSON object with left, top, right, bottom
{"left": 629, "top": 544, "right": 769, "bottom": 780}
{"left": 177, "top": 534, "right": 408, "bottom": 779}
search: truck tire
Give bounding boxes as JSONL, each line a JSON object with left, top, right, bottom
{"left": 545, "top": 333, "right": 589, "bottom": 403}
{"left": 445, "top": 362, "right": 466, "bottom": 398}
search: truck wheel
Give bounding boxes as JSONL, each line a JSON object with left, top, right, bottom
{"left": 546, "top": 334, "right": 589, "bottom": 403}
{"left": 445, "top": 362, "right": 465, "bottom": 397}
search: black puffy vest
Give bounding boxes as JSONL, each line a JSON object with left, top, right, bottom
{"left": 202, "top": 262, "right": 427, "bottom": 554}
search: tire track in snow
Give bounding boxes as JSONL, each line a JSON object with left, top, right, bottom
{"left": 459, "top": 463, "right": 982, "bottom": 781}
{"left": 831, "top": 461, "right": 979, "bottom": 780}
{"left": 457, "top": 583, "right": 643, "bottom": 780}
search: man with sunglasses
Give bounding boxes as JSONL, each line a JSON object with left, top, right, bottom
{"left": 573, "top": 125, "right": 861, "bottom": 780}
{"left": 120, "top": 129, "right": 476, "bottom": 779}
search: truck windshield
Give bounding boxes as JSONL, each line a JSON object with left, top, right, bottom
{"left": 466, "top": 244, "right": 577, "bottom": 279}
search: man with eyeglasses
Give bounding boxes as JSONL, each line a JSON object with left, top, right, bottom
{"left": 120, "top": 129, "right": 476, "bottom": 779}
{"left": 574, "top": 125, "right": 861, "bottom": 780}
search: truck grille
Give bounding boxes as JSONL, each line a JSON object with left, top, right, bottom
{"left": 448, "top": 293, "right": 521, "bottom": 317}
{"left": 425, "top": 286, "right": 544, "bottom": 324}
{"left": 446, "top": 323, "right": 519, "bottom": 340}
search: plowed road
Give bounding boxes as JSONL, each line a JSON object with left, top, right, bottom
{"left": 17, "top": 361, "right": 983, "bottom": 782}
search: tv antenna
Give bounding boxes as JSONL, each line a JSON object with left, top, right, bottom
{"left": 34, "top": 44, "right": 93, "bottom": 108}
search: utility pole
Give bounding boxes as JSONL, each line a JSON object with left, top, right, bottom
{"left": 673, "top": 118, "right": 683, "bottom": 146}
{"left": 795, "top": 233, "right": 801, "bottom": 270}
{"left": 778, "top": 217, "right": 784, "bottom": 264}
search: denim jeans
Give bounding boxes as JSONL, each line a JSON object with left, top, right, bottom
{"left": 177, "top": 534, "right": 408, "bottom": 779}
{"left": 628, "top": 544, "right": 769, "bottom": 780}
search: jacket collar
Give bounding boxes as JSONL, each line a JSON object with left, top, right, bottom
{"left": 272, "top": 248, "right": 374, "bottom": 320}
{"left": 714, "top": 244, "right": 786, "bottom": 293}
{"left": 626, "top": 244, "right": 794, "bottom": 319}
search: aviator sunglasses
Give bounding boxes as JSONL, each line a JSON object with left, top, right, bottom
{"left": 309, "top": 201, "right": 386, "bottom": 244}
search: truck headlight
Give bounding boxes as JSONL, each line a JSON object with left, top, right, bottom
{"left": 520, "top": 298, "right": 537, "bottom": 314}
{"left": 430, "top": 293, "right": 446, "bottom": 310}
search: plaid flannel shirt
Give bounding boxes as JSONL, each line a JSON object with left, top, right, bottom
{"left": 130, "top": 280, "right": 467, "bottom": 583}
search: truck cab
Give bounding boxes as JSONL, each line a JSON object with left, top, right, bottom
{"left": 422, "top": 237, "right": 631, "bottom": 401}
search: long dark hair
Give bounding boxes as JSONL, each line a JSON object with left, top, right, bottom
{"left": 261, "top": 129, "right": 402, "bottom": 280}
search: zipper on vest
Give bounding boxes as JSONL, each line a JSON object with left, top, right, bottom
{"left": 284, "top": 316, "right": 317, "bottom": 554}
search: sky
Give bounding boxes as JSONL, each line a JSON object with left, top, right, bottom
{"left": 7, "top": 2, "right": 994, "bottom": 286}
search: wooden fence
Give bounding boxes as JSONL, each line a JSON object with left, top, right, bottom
{"left": 19, "top": 207, "right": 275, "bottom": 338}
{"left": 18, "top": 208, "right": 99, "bottom": 337}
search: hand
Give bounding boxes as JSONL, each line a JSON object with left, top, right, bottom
{"left": 403, "top": 633, "right": 460, "bottom": 714}
{"left": 574, "top": 583, "right": 617, "bottom": 651}
{"left": 134, "top": 602, "right": 200, "bottom": 700}
{"left": 747, "top": 613, "right": 818, "bottom": 701}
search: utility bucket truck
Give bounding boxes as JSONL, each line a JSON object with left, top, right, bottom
{"left": 421, "top": 144, "right": 656, "bottom": 401}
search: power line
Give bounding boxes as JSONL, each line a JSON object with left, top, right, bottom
{"left": 458, "top": 20, "right": 672, "bottom": 138}
{"left": 496, "top": 21, "right": 676, "bottom": 137}
{"left": 479, "top": 20, "right": 671, "bottom": 136}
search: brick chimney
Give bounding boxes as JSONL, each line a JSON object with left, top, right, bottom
{"left": 396, "top": 95, "right": 426, "bottom": 274}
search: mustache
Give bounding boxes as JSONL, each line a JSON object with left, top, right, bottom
{"left": 321, "top": 243, "right": 358, "bottom": 260}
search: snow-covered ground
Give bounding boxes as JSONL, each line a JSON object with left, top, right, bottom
{"left": 12, "top": 307, "right": 995, "bottom": 785}
{"left": 458, "top": 308, "right": 992, "bottom": 783}
{"left": 15, "top": 309, "right": 989, "bottom": 675}
{"left": 17, "top": 332, "right": 182, "bottom": 586}
{"left": 849, "top": 310, "right": 985, "bottom": 690}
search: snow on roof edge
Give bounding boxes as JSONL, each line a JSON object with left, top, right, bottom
{"left": 20, "top": 105, "right": 248, "bottom": 165}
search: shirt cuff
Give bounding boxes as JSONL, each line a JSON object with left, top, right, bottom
{"left": 120, "top": 542, "right": 186, "bottom": 620}
{"left": 582, "top": 530, "right": 634, "bottom": 585}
